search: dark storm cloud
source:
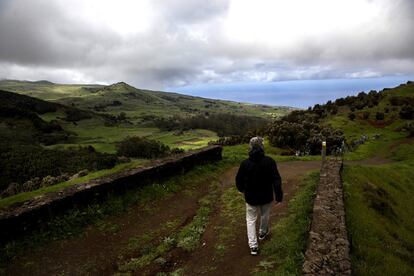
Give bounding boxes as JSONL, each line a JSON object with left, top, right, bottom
{"left": 0, "top": 0, "right": 413, "bottom": 88}
{"left": 0, "top": 0, "right": 121, "bottom": 67}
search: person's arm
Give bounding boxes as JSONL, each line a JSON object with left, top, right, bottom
{"left": 235, "top": 161, "right": 246, "bottom": 193}
{"left": 271, "top": 159, "right": 283, "bottom": 202}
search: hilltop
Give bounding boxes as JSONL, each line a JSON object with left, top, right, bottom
{"left": 0, "top": 80, "right": 293, "bottom": 121}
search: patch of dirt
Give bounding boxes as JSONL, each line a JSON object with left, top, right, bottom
{"left": 389, "top": 137, "right": 414, "bottom": 151}
{"left": 367, "top": 119, "right": 395, "bottom": 128}
{"left": 5, "top": 161, "right": 321, "bottom": 276}
{"left": 345, "top": 155, "right": 391, "bottom": 166}
{"left": 345, "top": 137, "right": 414, "bottom": 166}
{"left": 175, "top": 138, "right": 202, "bottom": 146}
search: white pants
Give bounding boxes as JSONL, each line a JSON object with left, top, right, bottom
{"left": 246, "top": 202, "right": 272, "bottom": 248}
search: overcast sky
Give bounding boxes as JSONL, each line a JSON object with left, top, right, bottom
{"left": 0, "top": 0, "right": 413, "bottom": 106}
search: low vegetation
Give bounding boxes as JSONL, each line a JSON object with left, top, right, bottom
{"left": 267, "top": 112, "right": 344, "bottom": 155}
{"left": 154, "top": 113, "right": 268, "bottom": 136}
{"left": 0, "top": 144, "right": 118, "bottom": 196}
{"left": 116, "top": 136, "right": 183, "bottom": 158}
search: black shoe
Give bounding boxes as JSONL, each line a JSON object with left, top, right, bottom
{"left": 250, "top": 247, "right": 258, "bottom": 256}
{"left": 259, "top": 230, "right": 269, "bottom": 240}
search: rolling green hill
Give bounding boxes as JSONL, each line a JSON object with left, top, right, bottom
{"left": 0, "top": 89, "right": 91, "bottom": 145}
{"left": 0, "top": 79, "right": 294, "bottom": 153}
{"left": 0, "top": 80, "right": 293, "bottom": 121}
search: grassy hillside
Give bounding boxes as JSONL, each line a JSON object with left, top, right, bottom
{"left": 322, "top": 81, "right": 414, "bottom": 160}
{"left": 322, "top": 82, "right": 414, "bottom": 275}
{"left": 343, "top": 142, "right": 414, "bottom": 276}
{"left": 0, "top": 80, "right": 293, "bottom": 120}
{"left": 0, "top": 79, "right": 292, "bottom": 152}
{"left": 0, "top": 89, "right": 90, "bottom": 145}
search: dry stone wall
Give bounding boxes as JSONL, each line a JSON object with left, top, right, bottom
{"left": 0, "top": 146, "right": 222, "bottom": 242}
{"left": 302, "top": 159, "right": 351, "bottom": 276}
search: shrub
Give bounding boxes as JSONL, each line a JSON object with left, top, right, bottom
{"left": 375, "top": 112, "right": 385, "bottom": 121}
{"left": 154, "top": 113, "right": 268, "bottom": 137}
{"left": 267, "top": 120, "right": 344, "bottom": 155}
{"left": 389, "top": 96, "right": 414, "bottom": 106}
{"left": 348, "top": 113, "right": 356, "bottom": 121}
{"left": 399, "top": 106, "right": 414, "bottom": 120}
{"left": 0, "top": 145, "right": 117, "bottom": 192}
{"left": 116, "top": 136, "right": 170, "bottom": 158}
{"left": 402, "top": 122, "right": 414, "bottom": 137}
{"left": 64, "top": 108, "right": 92, "bottom": 122}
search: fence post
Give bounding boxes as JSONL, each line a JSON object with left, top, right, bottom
{"left": 322, "top": 141, "right": 326, "bottom": 162}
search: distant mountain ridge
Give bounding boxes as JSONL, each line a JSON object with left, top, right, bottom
{"left": 0, "top": 80, "right": 294, "bottom": 120}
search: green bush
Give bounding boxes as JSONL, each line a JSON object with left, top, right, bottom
{"left": 362, "top": 111, "right": 370, "bottom": 120}
{"left": 154, "top": 113, "right": 268, "bottom": 137}
{"left": 267, "top": 120, "right": 344, "bottom": 155}
{"left": 399, "top": 106, "right": 414, "bottom": 120}
{"left": 375, "top": 112, "right": 385, "bottom": 121}
{"left": 0, "top": 145, "right": 118, "bottom": 192}
{"left": 116, "top": 136, "right": 170, "bottom": 158}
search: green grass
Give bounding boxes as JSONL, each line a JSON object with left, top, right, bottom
{"left": 343, "top": 163, "right": 414, "bottom": 276}
{"left": 118, "top": 184, "right": 217, "bottom": 273}
{"left": 0, "top": 159, "right": 146, "bottom": 209}
{"left": 326, "top": 112, "right": 408, "bottom": 160}
{"left": 47, "top": 117, "right": 218, "bottom": 153}
{"left": 253, "top": 172, "right": 319, "bottom": 276}
{"left": 343, "top": 131, "right": 404, "bottom": 161}
{"left": 389, "top": 142, "right": 414, "bottom": 162}
{"left": 214, "top": 184, "right": 245, "bottom": 255}
{"left": 176, "top": 189, "right": 216, "bottom": 251}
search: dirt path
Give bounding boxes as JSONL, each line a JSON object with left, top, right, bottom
{"left": 5, "top": 160, "right": 321, "bottom": 276}
{"left": 344, "top": 137, "right": 414, "bottom": 166}
{"left": 178, "top": 161, "right": 321, "bottom": 276}
{"left": 344, "top": 156, "right": 391, "bottom": 166}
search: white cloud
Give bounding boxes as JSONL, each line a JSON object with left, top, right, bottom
{"left": 0, "top": 0, "right": 413, "bottom": 88}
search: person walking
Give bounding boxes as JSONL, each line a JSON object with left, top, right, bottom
{"left": 235, "top": 136, "right": 283, "bottom": 256}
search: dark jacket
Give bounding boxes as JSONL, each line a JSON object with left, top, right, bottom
{"left": 235, "top": 148, "right": 283, "bottom": 206}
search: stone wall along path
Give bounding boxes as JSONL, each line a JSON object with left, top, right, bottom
{"left": 302, "top": 159, "right": 352, "bottom": 276}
